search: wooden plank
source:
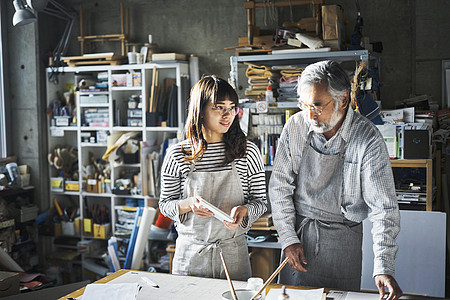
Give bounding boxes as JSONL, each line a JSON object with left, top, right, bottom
{"left": 65, "top": 60, "right": 123, "bottom": 67}
{"left": 63, "top": 55, "right": 125, "bottom": 61}
{"left": 244, "top": 0, "right": 323, "bottom": 9}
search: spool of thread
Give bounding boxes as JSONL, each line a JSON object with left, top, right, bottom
{"left": 155, "top": 212, "right": 173, "bottom": 229}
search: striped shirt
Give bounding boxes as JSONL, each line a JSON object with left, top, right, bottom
{"left": 159, "top": 140, "right": 267, "bottom": 230}
{"left": 269, "top": 107, "right": 400, "bottom": 277}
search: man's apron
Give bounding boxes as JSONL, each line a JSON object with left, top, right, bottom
{"left": 278, "top": 131, "right": 363, "bottom": 291}
{"left": 172, "top": 161, "right": 251, "bottom": 281}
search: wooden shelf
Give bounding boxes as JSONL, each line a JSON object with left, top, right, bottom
{"left": 390, "top": 159, "right": 433, "bottom": 211}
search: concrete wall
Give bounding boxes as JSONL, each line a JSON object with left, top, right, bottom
{"left": 3, "top": 0, "right": 450, "bottom": 207}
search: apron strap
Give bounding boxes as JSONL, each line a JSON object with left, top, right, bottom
{"left": 296, "top": 217, "right": 331, "bottom": 256}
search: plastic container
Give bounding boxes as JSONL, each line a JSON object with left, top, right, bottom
{"left": 265, "top": 85, "right": 274, "bottom": 103}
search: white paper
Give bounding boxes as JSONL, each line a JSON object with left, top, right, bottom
{"left": 81, "top": 283, "right": 139, "bottom": 300}
{"left": 106, "top": 271, "right": 248, "bottom": 299}
{"left": 131, "top": 207, "right": 156, "bottom": 269}
{"left": 376, "top": 124, "right": 397, "bottom": 158}
{"left": 265, "top": 287, "right": 324, "bottom": 300}
{"left": 327, "top": 290, "right": 380, "bottom": 300}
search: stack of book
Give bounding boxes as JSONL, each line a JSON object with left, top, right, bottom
{"left": 252, "top": 213, "right": 273, "bottom": 228}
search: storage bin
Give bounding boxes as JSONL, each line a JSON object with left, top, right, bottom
{"left": 61, "top": 221, "right": 75, "bottom": 236}
{"left": 65, "top": 180, "right": 80, "bottom": 191}
{"left": 80, "top": 94, "right": 108, "bottom": 104}
{"left": 50, "top": 177, "right": 64, "bottom": 192}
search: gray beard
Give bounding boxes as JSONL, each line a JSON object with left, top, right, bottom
{"left": 308, "top": 107, "right": 343, "bottom": 134}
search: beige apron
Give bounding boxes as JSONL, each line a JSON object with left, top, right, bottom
{"left": 278, "top": 131, "right": 362, "bottom": 290}
{"left": 172, "top": 161, "right": 251, "bottom": 281}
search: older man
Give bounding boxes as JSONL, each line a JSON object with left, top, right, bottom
{"left": 269, "top": 60, "right": 402, "bottom": 300}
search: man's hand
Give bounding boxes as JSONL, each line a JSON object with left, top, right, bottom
{"left": 284, "top": 243, "right": 308, "bottom": 272}
{"left": 374, "top": 274, "right": 402, "bottom": 300}
{"left": 224, "top": 205, "right": 247, "bottom": 230}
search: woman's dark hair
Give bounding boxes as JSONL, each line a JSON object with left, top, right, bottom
{"left": 182, "top": 75, "right": 246, "bottom": 163}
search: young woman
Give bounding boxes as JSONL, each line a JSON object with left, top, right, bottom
{"left": 159, "top": 75, "right": 267, "bottom": 280}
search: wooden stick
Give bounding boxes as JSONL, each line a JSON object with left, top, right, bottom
{"left": 250, "top": 257, "right": 289, "bottom": 300}
{"left": 219, "top": 252, "right": 238, "bottom": 300}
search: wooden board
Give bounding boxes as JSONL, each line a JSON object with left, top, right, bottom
{"left": 62, "top": 55, "right": 125, "bottom": 67}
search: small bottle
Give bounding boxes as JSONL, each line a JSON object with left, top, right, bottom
{"left": 278, "top": 286, "right": 289, "bottom": 300}
{"left": 265, "top": 85, "right": 274, "bottom": 103}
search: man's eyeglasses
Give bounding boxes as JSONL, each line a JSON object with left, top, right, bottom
{"left": 211, "top": 105, "right": 240, "bottom": 116}
{"left": 297, "top": 99, "right": 334, "bottom": 115}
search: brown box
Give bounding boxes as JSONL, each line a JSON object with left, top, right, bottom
{"left": 238, "top": 35, "right": 273, "bottom": 47}
{"left": 86, "top": 179, "right": 98, "bottom": 193}
{"left": 54, "top": 223, "right": 62, "bottom": 236}
{"left": 322, "top": 5, "right": 343, "bottom": 40}
{"left": 0, "top": 271, "right": 19, "bottom": 297}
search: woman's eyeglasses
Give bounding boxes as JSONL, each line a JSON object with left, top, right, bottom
{"left": 211, "top": 105, "right": 240, "bottom": 116}
{"left": 297, "top": 99, "right": 334, "bottom": 115}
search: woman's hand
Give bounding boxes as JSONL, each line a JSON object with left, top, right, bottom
{"left": 224, "top": 205, "right": 248, "bottom": 230}
{"left": 178, "top": 196, "right": 214, "bottom": 218}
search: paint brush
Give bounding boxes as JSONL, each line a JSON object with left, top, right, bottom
{"left": 220, "top": 252, "right": 238, "bottom": 300}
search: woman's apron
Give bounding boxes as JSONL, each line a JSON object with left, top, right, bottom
{"left": 172, "top": 161, "right": 251, "bottom": 281}
{"left": 278, "top": 132, "right": 363, "bottom": 291}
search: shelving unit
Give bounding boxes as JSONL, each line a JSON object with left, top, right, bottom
{"left": 390, "top": 159, "right": 433, "bottom": 211}
{"left": 45, "top": 62, "right": 189, "bottom": 277}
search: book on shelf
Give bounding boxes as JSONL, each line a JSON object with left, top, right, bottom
{"left": 167, "top": 83, "right": 178, "bottom": 127}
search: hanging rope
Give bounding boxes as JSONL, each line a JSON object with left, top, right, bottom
{"left": 350, "top": 61, "right": 368, "bottom": 112}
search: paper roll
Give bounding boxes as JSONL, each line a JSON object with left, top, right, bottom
{"left": 131, "top": 207, "right": 156, "bottom": 270}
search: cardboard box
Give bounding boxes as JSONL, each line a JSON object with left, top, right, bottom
{"left": 0, "top": 271, "right": 19, "bottom": 297}
{"left": 132, "top": 72, "right": 142, "bottom": 87}
{"left": 86, "top": 179, "right": 98, "bottom": 193}
{"left": 238, "top": 35, "right": 273, "bottom": 46}
{"left": 322, "top": 5, "right": 343, "bottom": 40}
{"left": 93, "top": 223, "right": 111, "bottom": 239}
{"left": 152, "top": 53, "right": 186, "bottom": 61}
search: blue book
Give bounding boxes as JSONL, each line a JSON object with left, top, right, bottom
{"left": 124, "top": 207, "right": 143, "bottom": 269}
